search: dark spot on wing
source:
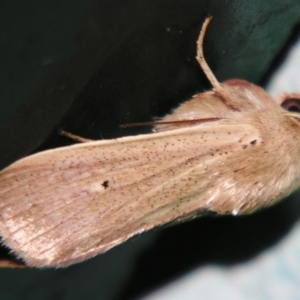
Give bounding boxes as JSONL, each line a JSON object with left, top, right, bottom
{"left": 102, "top": 180, "right": 109, "bottom": 189}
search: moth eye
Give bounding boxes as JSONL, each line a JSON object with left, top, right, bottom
{"left": 281, "top": 98, "right": 300, "bottom": 113}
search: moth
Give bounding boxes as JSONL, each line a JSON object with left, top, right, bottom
{"left": 0, "top": 17, "right": 300, "bottom": 268}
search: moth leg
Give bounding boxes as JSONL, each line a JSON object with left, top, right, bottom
{"left": 59, "top": 130, "right": 95, "bottom": 143}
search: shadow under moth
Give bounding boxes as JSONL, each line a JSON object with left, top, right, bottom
{"left": 1, "top": 17, "right": 300, "bottom": 268}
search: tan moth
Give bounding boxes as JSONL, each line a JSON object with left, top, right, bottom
{"left": 1, "top": 17, "right": 300, "bottom": 268}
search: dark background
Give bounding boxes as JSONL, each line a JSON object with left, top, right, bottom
{"left": 1, "top": 0, "right": 300, "bottom": 299}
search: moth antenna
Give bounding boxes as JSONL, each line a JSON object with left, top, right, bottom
{"left": 196, "top": 17, "right": 221, "bottom": 91}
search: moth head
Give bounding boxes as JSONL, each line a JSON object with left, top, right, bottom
{"left": 276, "top": 93, "right": 300, "bottom": 112}
{"left": 276, "top": 93, "right": 300, "bottom": 122}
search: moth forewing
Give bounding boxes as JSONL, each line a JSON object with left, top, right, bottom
{"left": 1, "top": 17, "right": 300, "bottom": 268}
{"left": 0, "top": 122, "right": 259, "bottom": 267}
